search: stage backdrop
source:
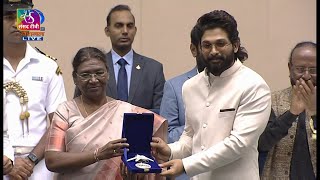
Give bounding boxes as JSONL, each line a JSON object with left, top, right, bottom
{"left": 30, "top": 0, "right": 316, "bottom": 100}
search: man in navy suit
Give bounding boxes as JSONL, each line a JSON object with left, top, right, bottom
{"left": 74, "top": 4, "right": 165, "bottom": 113}
{"left": 159, "top": 25, "right": 206, "bottom": 180}
{"left": 105, "top": 4, "right": 165, "bottom": 113}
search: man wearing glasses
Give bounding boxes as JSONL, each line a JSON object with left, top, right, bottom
{"left": 151, "top": 10, "right": 271, "bottom": 180}
{"left": 259, "top": 42, "right": 317, "bottom": 179}
{"left": 3, "top": 0, "right": 66, "bottom": 179}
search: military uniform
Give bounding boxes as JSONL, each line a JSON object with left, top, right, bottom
{"left": 4, "top": 1, "right": 67, "bottom": 178}
{"left": 3, "top": 42, "right": 67, "bottom": 179}
{"left": 3, "top": 89, "right": 15, "bottom": 164}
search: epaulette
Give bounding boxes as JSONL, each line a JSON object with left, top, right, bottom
{"left": 35, "top": 47, "right": 62, "bottom": 75}
{"left": 35, "top": 47, "right": 57, "bottom": 61}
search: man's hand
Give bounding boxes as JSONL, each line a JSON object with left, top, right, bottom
{"left": 8, "top": 157, "right": 34, "bottom": 179}
{"left": 120, "top": 162, "right": 145, "bottom": 180}
{"left": 3, "top": 156, "right": 13, "bottom": 175}
{"left": 150, "top": 137, "right": 171, "bottom": 161}
{"left": 290, "top": 81, "right": 306, "bottom": 115}
{"left": 159, "top": 159, "right": 184, "bottom": 178}
{"left": 296, "top": 79, "right": 316, "bottom": 115}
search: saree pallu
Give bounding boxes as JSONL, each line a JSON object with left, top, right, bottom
{"left": 46, "top": 99, "right": 168, "bottom": 180}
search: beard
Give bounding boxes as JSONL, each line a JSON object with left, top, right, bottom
{"left": 196, "top": 53, "right": 206, "bottom": 73}
{"left": 205, "top": 53, "right": 235, "bottom": 76}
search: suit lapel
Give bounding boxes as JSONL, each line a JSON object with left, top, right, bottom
{"left": 128, "top": 52, "right": 145, "bottom": 103}
{"left": 106, "top": 52, "right": 118, "bottom": 98}
{"left": 187, "top": 67, "right": 198, "bottom": 79}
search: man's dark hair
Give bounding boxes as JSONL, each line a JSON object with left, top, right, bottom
{"left": 190, "top": 25, "right": 201, "bottom": 46}
{"left": 289, "top": 41, "right": 316, "bottom": 64}
{"left": 106, "top": 4, "right": 135, "bottom": 26}
{"left": 195, "top": 10, "right": 248, "bottom": 62}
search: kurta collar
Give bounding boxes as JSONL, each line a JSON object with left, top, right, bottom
{"left": 203, "top": 59, "right": 242, "bottom": 86}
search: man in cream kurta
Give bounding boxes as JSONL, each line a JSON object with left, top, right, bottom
{"left": 169, "top": 60, "right": 271, "bottom": 179}
{"left": 151, "top": 10, "right": 271, "bottom": 180}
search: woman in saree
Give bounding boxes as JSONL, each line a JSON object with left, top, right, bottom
{"left": 44, "top": 47, "right": 167, "bottom": 180}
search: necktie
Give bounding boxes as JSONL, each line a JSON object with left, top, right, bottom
{"left": 117, "top": 58, "right": 128, "bottom": 101}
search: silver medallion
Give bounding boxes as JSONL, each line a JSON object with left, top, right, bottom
{"left": 135, "top": 162, "right": 151, "bottom": 169}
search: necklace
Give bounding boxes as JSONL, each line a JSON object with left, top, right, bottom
{"left": 80, "top": 95, "right": 89, "bottom": 117}
{"left": 80, "top": 95, "right": 109, "bottom": 117}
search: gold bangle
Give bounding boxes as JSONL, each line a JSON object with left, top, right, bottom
{"left": 93, "top": 148, "right": 100, "bottom": 162}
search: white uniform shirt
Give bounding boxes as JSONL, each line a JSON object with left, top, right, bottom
{"left": 169, "top": 60, "right": 271, "bottom": 180}
{"left": 3, "top": 43, "right": 67, "bottom": 147}
{"left": 3, "top": 89, "right": 14, "bottom": 161}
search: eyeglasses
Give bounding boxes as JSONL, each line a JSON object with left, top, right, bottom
{"left": 200, "top": 41, "right": 231, "bottom": 52}
{"left": 293, "top": 66, "right": 317, "bottom": 75}
{"left": 76, "top": 71, "right": 107, "bottom": 81}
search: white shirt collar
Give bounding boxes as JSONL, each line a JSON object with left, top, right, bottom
{"left": 26, "top": 43, "right": 41, "bottom": 62}
{"left": 3, "top": 43, "right": 40, "bottom": 73}
{"left": 111, "top": 49, "right": 133, "bottom": 65}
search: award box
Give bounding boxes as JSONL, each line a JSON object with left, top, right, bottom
{"left": 121, "top": 113, "right": 162, "bottom": 173}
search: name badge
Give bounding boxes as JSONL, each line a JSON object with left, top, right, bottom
{"left": 32, "top": 76, "right": 43, "bottom": 81}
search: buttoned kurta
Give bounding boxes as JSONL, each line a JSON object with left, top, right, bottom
{"left": 169, "top": 60, "right": 271, "bottom": 180}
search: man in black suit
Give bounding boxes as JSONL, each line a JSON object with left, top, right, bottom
{"left": 75, "top": 4, "right": 165, "bottom": 113}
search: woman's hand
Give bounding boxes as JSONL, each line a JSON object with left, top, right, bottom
{"left": 97, "top": 138, "right": 129, "bottom": 160}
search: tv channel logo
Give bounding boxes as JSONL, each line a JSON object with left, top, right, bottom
{"left": 17, "top": 9, "right": 45, "bottom": 31}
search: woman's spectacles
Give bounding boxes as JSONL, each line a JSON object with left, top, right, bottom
{"left": 76, "top": 71, "right": 107, "bottom": 81}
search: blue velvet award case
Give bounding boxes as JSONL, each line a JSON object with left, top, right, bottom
{"left": 121, "top": 113, "right": 162, "bottom": 173}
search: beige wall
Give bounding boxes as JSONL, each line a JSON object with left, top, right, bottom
{"left": 30, "top": 0, "right": 316, "bottom": 100}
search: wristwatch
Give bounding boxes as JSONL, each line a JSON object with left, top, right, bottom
{"left": 27, "top": 152, "right": 39, "bottom": 165}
